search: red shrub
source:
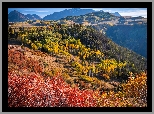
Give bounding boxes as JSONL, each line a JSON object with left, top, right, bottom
{"left": 8, "top": 71, "right": 98, "bottom": 107}
{"left": 8, "top": 49, "right": 43, "bottom": 73}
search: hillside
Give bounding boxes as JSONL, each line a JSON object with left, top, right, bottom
{"left": 59, "top": 11, "right": 147, "bottom": 58}
{"left": 8, "top": 22, "right": 147, "bottom": 107}
{"left": 8, "top": 23, "right": 147, "bottom": 78}
{"left": 92, "top": 24, "right": 147, "bottom": 58}
{"left": 58, "top": 25, "right": 147, "bottom": 73}
{"left": 105, "top": 24, "right": 147, "bottom": 58}
{"left": 8, "top": 44, "right": 147, "bottom": 107}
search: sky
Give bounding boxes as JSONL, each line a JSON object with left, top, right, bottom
{"left": 8, "top": 8, "right": 147, "bottom": 18}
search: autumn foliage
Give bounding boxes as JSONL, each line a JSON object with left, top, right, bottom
{"left": 8, "top": 71, "right": 98, "bottom": 107}
{"left": 8, "top": 49, "right": 43, "bottom": 74}
{"left": 8, "top": 23, "right": 147, "bottom": 107}
{"left": 121, "top": 72, "right": 147, "bottom": 104}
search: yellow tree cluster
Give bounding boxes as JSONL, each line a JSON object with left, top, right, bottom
{"left": 97, "top": 59, "right": 127, "bottom": 79}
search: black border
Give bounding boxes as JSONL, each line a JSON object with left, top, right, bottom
{"left": 2, "top": 2, "right": 152, "bottom": 112}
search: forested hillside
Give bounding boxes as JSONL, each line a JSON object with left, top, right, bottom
{"left": 8, "top": 22, "right": 147, "bottom": 107}
{"left": 60, "top": 11, "right": 147, "bottom": 58}
{"left": 93, "top": 24, "right": 147, "bottom": 58}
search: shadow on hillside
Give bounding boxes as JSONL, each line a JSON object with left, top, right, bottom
{"left": 8, "top": 39, "right": 22, "bottom": 45}
{"left": 8, "top": 39, "right": 33, "bottom": 50}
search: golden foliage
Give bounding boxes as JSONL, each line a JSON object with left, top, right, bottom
{"left": 122, "top": 72, "right": 147, "bottom": 99}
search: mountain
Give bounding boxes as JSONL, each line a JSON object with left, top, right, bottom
{"left": 60, "top": 10, "right": 118, "bottom": 24}
{"left": 25, "top": 14, "right": 42, "bottom": 20}
{"left": 43, "top": 8, "right": 95, "bottom": 20}
{"left": 8, "top": 10, "right": 42, "bottom": 22}
{"left": 111, "top": 12, "right": 121, "bottom": 17}
{"left": 8, "top": 10, "right": 28, "bottom": 22}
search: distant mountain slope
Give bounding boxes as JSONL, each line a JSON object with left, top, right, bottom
{"left": 25, "top": 14, "right": 42, "bottom": 20}
{"left": 111, "top": 12, "right": 121, "bottom": 17}
{"left": 60, "top": 10, "right": 118, "bottom": 24}
{"left": 8, "top": 10, "right": 42, "bottom": 22}
{"left": 8, "top": 10, "right": 27, "bottom": 22}
{"left": 105, "top": 24, "right": 147, "bottom": 58}
{"left": 43, "top": 8, "right": 95, "bottom": 20}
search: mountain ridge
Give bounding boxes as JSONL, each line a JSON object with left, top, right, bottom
{"left": 43, "top": 8, "right": 96, "bottom": 20}
{"left": 25, "top": 14, "right": 42, "bottom": 20}
{"left": 8, "top": 10, "right": 42, "bottom": 22}
{"left": 111, "top": 12, "right": 121, "bottom": 17}
{"left": 8, "top": 8, "right": 98, "bottom": 22}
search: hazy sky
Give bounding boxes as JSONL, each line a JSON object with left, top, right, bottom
{"left": 8, "top": 8, "right": 147, "bottom": 18}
